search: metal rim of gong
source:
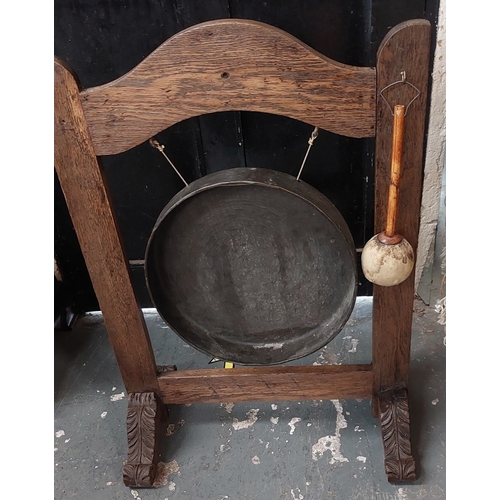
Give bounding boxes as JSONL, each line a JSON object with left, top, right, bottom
{"left": 144, "top": 167, "right": 357, "bottom": 365}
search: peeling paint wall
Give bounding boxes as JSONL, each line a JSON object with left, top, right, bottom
{"left": 415, "top": 0, "right": 446, "bottom": 290}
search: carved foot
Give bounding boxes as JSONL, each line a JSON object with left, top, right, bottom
{"left": 123, "top": 392, "right": 168, "bottom": 487}
{"left": 378, "top": 387, "right": 416, "bottom": 482}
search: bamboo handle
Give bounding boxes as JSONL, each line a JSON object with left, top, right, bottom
{"left": 385, "top": 104, "right": 405, "bottom": 237}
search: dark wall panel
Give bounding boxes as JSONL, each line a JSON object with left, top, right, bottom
{"left": 54, "top": 171, "right": 98, "bottom": 312}
{"left": 230, "top": 0, "right": 372, "bottom": 65}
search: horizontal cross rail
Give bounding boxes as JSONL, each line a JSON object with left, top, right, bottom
{"left": 158, "top": 364, "right": 373, "bottom": 404}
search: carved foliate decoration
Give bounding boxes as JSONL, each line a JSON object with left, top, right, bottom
{"left": 123, "top": 392, "right": 167, "bottom": 487}
{"left": 379, "top": 387, "right": 416, "bottom": 482}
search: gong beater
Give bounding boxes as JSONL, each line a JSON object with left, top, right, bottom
{"left": 362, "top": 73, "right": 420, "bottom": 287}
{"left": 145, "top": 141, "right": 357, "bottom": 366}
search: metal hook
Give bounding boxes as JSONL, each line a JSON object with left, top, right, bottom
{"left": 296, "top": 126, "right": 319, "bottom": 181}
{"left": 149, "top": 138, "right": 189, "bottom": 187}
{"left": 379, "top": 71, "right": 420, "bottom": 116}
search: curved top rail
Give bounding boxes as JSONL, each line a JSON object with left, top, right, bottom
{"left": 80, "top": 19, "right": 376, "bottom": 156}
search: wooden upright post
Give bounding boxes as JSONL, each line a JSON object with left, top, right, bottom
{"left": 54, "top": 58, "right": 160, "bottom": 394}
{"left": 54, "top": 58, "right": 166, "bottom": 487}
{"left": 372, "top": 20, "right": 432, "bottom": 482}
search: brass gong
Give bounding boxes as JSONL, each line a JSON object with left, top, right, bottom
{"left": 145, "top": 167, "right": 357, "bottom": 365}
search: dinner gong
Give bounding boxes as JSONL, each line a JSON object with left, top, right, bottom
{"left": 145, "top": 167, "right": 357, "bottom": 365}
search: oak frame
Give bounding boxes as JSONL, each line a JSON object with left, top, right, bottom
{"left": 54, "top": 18, "right": 431, "bottom": 486}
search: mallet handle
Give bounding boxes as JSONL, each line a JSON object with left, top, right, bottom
{"left": 385, "top": 105, "right": 405, "bottom": 237}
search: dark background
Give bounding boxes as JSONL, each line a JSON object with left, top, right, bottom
{"left": 54, "top": 0, "right": 440, "bottom": 318}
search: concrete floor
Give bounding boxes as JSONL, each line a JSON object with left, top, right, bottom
{"left": 54, "top": 297, "right": 445, "bottom": 499}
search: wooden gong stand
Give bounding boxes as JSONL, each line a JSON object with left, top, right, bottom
{"left": 54, "top": 19, "right": 431, "bottom": 486}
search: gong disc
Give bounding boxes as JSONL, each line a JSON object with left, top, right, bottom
{"left": 145, "top": 168, "right": 357, "bottom": 365}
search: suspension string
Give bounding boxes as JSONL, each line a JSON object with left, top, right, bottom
{"left": 296, "top": 127, "right": 319, "bottom": 181}
{"left": 149, "top": 138, "right": 189, "bottom": 187}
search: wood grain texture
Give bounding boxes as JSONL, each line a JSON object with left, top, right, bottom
{"left": 386, "top": 105, "right": 405, "bottom": 237}
{"left": 123, "top": 392, "right": 167, "bottom": 487}
{"left": 80, "top": 19, "right": 376, "bottom": 155}
{"left": 379, "top": 388, "right": 416, "bottom": 482}
{"left": 54, "top": 57, "right": 160, "bottom": 394}
{"left": 372, "top": 20, "right": 431, "bottom": 404}
{"left": 157, "top": 364, "right": 373, "bottom": 404}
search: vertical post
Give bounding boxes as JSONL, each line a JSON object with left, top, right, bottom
{"left": 372, "top": 19, "right": 431, "bottom": 407}
{"left": 54, "top": 58, "right": 160, "bottom": 394}
{"left": 372, "top": 20, "right": 431, "bottom": 483}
